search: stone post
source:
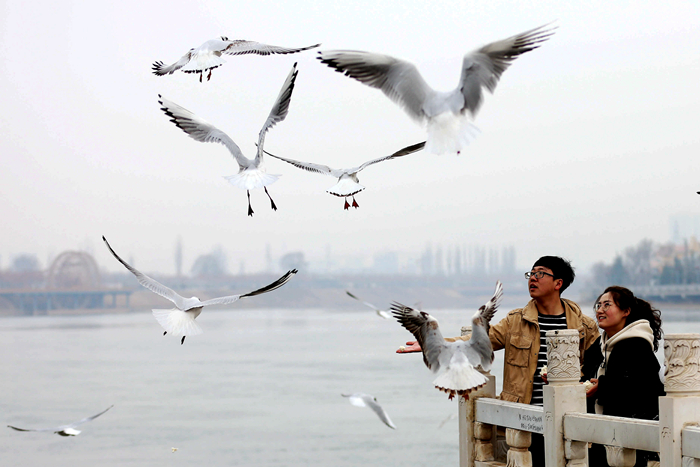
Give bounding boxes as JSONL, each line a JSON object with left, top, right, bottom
{"left": 543, "top": 329, "right": 587, "bottom": 467}
{"left": 505, "top": 428, "right": 532, "bottom": 467}
{"left": 659, "top": 334, "right": 700, "bottom": 467}
{"left": 459, "top": 326, "right": 497, "bottom": 467}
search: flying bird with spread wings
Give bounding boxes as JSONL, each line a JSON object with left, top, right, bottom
{"left": 317, "top": 24, "right": 555, "bottom": 155}
{"left": 264, "top": 141, "right": 425, "bottom": 209}
{"left": 391, "top": 281, "right": 503, "bottom": 400}
{"left": 152, "top": 37, "right": 319, "bottom": 82}
{"left": 7, "top": 405, "right": 113, "bottom": 436}
{"left": 341, "top": 393, "right": 396, "bottom": 429}
{"left": 345, "top": 290, "right": 391, "bottom": 319}
{"left": 158, "top": 63, "right": 298, "bottom": 216}
{"left": 103, "top": 236, "right": 297, "bottom": 344}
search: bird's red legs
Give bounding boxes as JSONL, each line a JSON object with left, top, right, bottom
{"left": 199, "top": 72, "right": 203, "bottom": 83}
{"left": 207, "top": 69, "right": 212, "bottom": 81}
{"left": 247, "top": 190, "right": 254, "bottom": 217}
{"left": 352, "top": 196, "right": 359, "bottom": 209}
{"left": 264, "top": 187, "right": 277, "bottom": 211}
{"left": 344, "top": 198, "right": 350, "bottom": 210}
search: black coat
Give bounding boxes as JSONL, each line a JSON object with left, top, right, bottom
{"left": 587, "top": 335, "right": 665, "bottom": 467}
{"left": 593, "top": 335, "right": 665, "bottom": 420}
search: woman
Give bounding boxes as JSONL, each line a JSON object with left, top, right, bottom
{"left": 587, "top": 286, "right": 665, "bottom": 466}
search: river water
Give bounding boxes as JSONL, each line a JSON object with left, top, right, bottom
{"left": 1, "top": 303, "right": 697, "bottom": 466}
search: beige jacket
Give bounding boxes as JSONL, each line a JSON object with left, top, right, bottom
{"left": 448, "top": 298, "right": 599, "bottom": 404}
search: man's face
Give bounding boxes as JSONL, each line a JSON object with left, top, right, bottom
{"left": 528, "top": 266, "right": 562, "bottom": 299}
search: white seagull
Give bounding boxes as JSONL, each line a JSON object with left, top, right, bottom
{"left": 317, "top": 24, "right": 555, "bottom": 155}
{"left": 264, "top": 141, "right": 425, "bottom": 209}
{"left": 103, "top": 236, "right": 297, "bottom": 344}
{"left": 158, "top": 63, "right": 298, "bottom": 216}
{"left": 341, "top": 393, "right": 396, "bottom": 429}
{"left": 391, "top": 281, "right": 503, "bottom": 400}
{"left": 7, "top": 405, "right": 113, "bottom": 436}
{"left": 152, "top": 37, "right": 320, "bottom": 82}
{"left": 345, "top": 291, "right": 391, "bottom": 319}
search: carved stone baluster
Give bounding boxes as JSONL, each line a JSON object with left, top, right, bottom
{"left": 505, "top": 428, "right": 532, "bottom": 467}
{"left": 544, "top": 329, "right": 587, "bottom": 466}
{"left": 659, "top": 334, "right": 700, "bottom": 467}
{"left": 564, "top": 439, "right": 587, "bottom": 466}
{"left": 474, "top": 422, "right": 495, "bottom": 462}
{"left": 604, "top": 446, "right": 636, "bottom": 466}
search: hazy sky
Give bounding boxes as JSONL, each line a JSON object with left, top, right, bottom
{"left": 1, "top": 0, "right": 698, "bottom": 275}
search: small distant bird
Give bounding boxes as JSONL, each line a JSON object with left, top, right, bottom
{"left": 103, "top": 236, "right": 297, "bottom": 344}
{"left": 7, "top": 405, "right": 113, "bottom": 436}
{"left": 159, "top": 63, "right": 298, "bottom": 216}
{"left": 345, "top": 291, "right": 391, "bottom": 319}
{"left": 391, "top": 281, "right": 503, "bottom": 400}
{"left": 171, "top": 447, "right": 178, "bottom": 453}
{"left": 341, "top": 393, "right": 396, "bottom": 429}
{"left": 152, "top": 37, "right": 320, "bottom": 82}
{"left": 264, "top": 141, "right": 425, "bottom": 209}
{"left": 317, "top": 24, "right": 555, "bottom": 155}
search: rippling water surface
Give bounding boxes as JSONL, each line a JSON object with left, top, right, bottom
{"left": 1, "top": 305, "right": 697, "bottom": 466}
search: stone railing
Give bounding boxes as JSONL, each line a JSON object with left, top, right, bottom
{"left": 458, "top": 329, "right": 700, "bottom": 467}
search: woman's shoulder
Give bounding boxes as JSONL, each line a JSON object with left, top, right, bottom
{"left": 609, "top": 337, "right": 659, "bottom": 367}
{"left": 613, "top": 336, "right": 654, "bottom": 352}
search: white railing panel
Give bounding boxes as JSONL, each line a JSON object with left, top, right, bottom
{"left": 474, "top": 398, "right": 544, "bottom": 434}
{"left": 682, "top": 425, "right": 700, "bottom": 459}
{"left": 563, "top": 412, "right": 659, "bottom": 451}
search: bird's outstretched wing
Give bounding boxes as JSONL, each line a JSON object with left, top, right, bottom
{"left": 8, "top": 405, "right": 113, "bottom": 434}
{"left": 263, "top": 149, "right": 339, "bottom": 177}
{"left": 152, "top": 51, "right": 193, "bottom": 76}
{"left": 223, "top": 40, "right": 320, "bottom": 56}
{"left": 471, "top": 280, "right": 503, "bottom": 336}
{"left": 341, "top": 393, "right": 396, "bottom": 429}
{"left": 354, "top": 141, "right": 426, "bottom": 173}
{"left": 390, "top": 302, "right": 445, "bottom": 372}
{"left": 346, "top": 291, "right": 390, "bottom": 319}
{"left": 256, "top": 63, "right": 299, "bottom": 165}
{"left": 157, "top": 95, "right": 249, "bottom": 170}
{"left": 317, "top": 50, "right": 431, "bottom": 122}
{"left": 103, "top": 237, "right": 187, "bottom": 309}
{"left": 64, "top": 405, "right": 114, "bottom": 428}
{"left": 198, "top": 269, "right": 297, "bottom": 307}
{"left": 459, "top": 24, "right": 556, "bottom": 115}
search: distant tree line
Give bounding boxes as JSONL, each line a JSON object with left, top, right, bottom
{"left": 590, "top": 238, "right": 700, "bottom": 290}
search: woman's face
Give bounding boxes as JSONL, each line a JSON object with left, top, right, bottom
{"left": 595, "top": 292, "right": 630, "bottom": 337}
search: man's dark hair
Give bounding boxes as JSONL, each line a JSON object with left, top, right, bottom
{"left": 532, "top": 256, "right": 575, "bottom": 293}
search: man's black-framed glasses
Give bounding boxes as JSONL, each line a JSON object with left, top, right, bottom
{"left": 524, "top": 271, "right": 555, "bottom": 280}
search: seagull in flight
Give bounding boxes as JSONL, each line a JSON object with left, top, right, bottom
{"left": 152, "top": 37, "right": 319, "bottom": 82}
{"left": 264, "top": 141, "right": 424, "bottom": 209}
{"left": 103, "top": 236, "right": 297, "bottom": 344}
{"left": 317, "top": 24, "right": 555, "bottom": 155}
{"left": 7, "top": 405, "right": 113, "bottom": 436}
{"left": 345, "top": 291, "right": 391, "bottom": 319}
{"left": 391, "top": 281, "right": 503, "bottom": 400}
{"left": 341, "top": 393, "right": 396, "bottom": 429}
{"left": 159, "top": 63, "right": 298, "bottom": 216}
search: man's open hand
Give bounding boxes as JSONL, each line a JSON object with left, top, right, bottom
{"left": 396, "top": 341, "right": 422, "bottom": 353}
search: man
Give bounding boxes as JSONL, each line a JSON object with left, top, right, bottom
{"left": 398, "top": 256, "right": 599, "bottom": 464}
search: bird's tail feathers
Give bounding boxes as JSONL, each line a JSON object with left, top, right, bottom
{"left": 183, "top": 55, "right": 226, "bottom": 73}
{"left": 433, "top": 354, "right": 488, "bottom": 398}
{"left": 426, "top": 113, "right": 480, "bottom": 155}
{"left": 152, "top": 309, "right": 203, "bottom": 337}
{"left": 224, "top": 171, "right": 280, "bottom": 190}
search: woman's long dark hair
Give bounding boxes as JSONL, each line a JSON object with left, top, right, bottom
{"left": 596, "top": 285, "right": 663, "bottom": 351}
